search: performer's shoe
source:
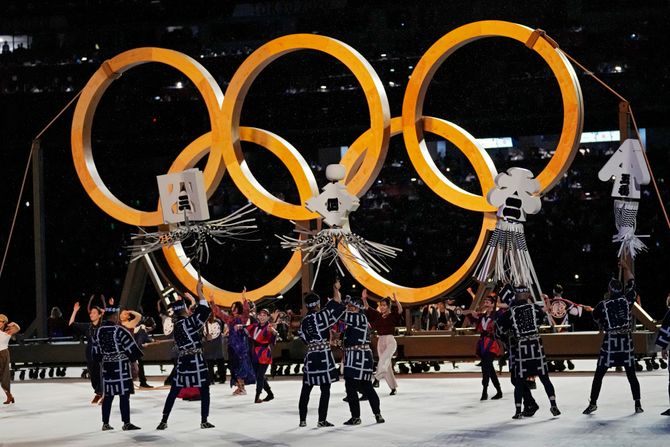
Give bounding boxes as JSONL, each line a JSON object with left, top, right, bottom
{"left": 200, "top": 421, "right": 215, "bottom": 429}
{"left": 661, "top": 408, "right": 670, "bottom": 416}
{"left": 389, "top": 388, "right": 397, "bottom": 396}
{"left": 122, "top": 423, "right": 141, "bottom": 431}
{"left": 550, "top": 406, "right": 561, "bottom": 416}
{"left": 139, "top": 383, "right": 154, "bottom": 389}
{"left": 91, "top": 394, "right": 102, "bottom": 404}
{"left": 299, "top": 420, "right": 307, "bottom": 427}
{"left": 522, "top": 402, "right": 539, "bottom": 417}
{"left": 343, "top": 417, "right": 362, "bottom": 425}
{"left": 372, "top": 379, "right": 380, "bottom": 388}
{"left": 512, "top": 411, "right": 523, "bottom": 419}
{"left": 375, "top": 414, "right": 385, "bottom": 424}
{"left": 480, "top": 390, "right": 488, "bottom": 401}
{"left": 156, "top": 422, "right": 168, "bottom": 430}
{"left": 582, "top": 403, "right": 597, "bottom": 414}
{"left": 101, "top": 423, "right": 114, "bottom": 431}
{"left": 317, "top": 420, "right": 334, "bottom": 427}
{"left": 491, "top": 391, "right": 503, "bottom": 400}
{"left": 255, "top": 398, "right": 263, "bottom": 403}
{"left": 263, "top": 393, "right": 274, "bottom": 402}
{"left": 3, "top": 394, "right": 15, "bottom": 405}
{"left": 634, "top": 404, "right": 644, "bottom": 414}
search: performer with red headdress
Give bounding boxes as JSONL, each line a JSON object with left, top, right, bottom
{"left": 245, "top": 308, "right": 278, "bottom": 403}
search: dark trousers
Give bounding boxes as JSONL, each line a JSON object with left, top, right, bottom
{"left": 510, "top": 374, "right": 536, "bottom": 407}
{"left": 101, "top": 394, "right": 130, "bottom": 424}
{"left": 514, "top": 374, "right": 556, "bottom": 407}
{"left": 207, "top": 359, "right": 227, "bottom": 383}
{"left": 87, "top": 360, "right": 102, "bottom": 395}
{"left": 254, "top": 362, "right": 272, "bottom": 398}
{"left": 589, "top": 365, "right": 640, "bottom": 402}
{"left": 299, "top": 383, "right": 330, "bottom": 421}
{"left": 137, "top": 359, "right": 148, "bottom": 385}
{"left": 345, "top": 378, "right": 380, "bottom": 418}
{"left": 162, "top": 383, "right": 211, "bottom": 423}
{"left": 165, "top": 361, "right": 177, "bottom": 385}
{"left": 480, "top": 353, "right": 501, "bottom": 391}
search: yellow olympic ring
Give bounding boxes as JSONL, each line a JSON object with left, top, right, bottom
{"left": 71, "top": 47, "right": 226, "bottom": 227}
{"left": 340, "top": 116, "right": 497, "bottom": 301}
{"left": 159, "top": 130, "right": 317, "bottom": 302}
{"left": 220, "top": 33, "right": 391, "bottom": 220}
{"left": 402, "top": 20, "right": 583, "bottom": 210}
{"left": 71, "top": 21, "right": 583, "bottom": 306}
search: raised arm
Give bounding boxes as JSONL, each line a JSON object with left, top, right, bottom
{"left": 196, "top": 279, "right": 207, "bottom": 304}
{"left": 183, "top": 292, "right": 197, "bottom": 309}
{"left": 541, "top": 293, "right": 551, "bottom": 307}
{"left": 332, "top": 279, "right": 342, "bottom": 303}
{"left": 621, "top": 254, "right": 634, "bottom": 284}
{"left": 241, "top": 287, "right": 251, "bottom": 320}
{"left": 393, "top": 292, "right": 403, "bottom": 314}
{"left": 5, "top": 322, "right": 21, "bottom": 336}
{"left": 68, "top": 301, "right": 81, "bottom": 326}
{"left": 192, "top": 279, "right": 211, "bottom": 324}
{"left": 86, "top": 294, "right": 95, "bottom": 313}
{"left": 125, "top": 311, "right": 143, "bottom": 329}
{"left": 362, "top": 289, "right": 372, "bottom": 311}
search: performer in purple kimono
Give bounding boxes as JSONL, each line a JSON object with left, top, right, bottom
{"left": 211, "top": 288, "right": 256, "bottom": 395}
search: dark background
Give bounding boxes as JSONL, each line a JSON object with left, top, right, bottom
{"left": 0, "top": 0, "right": 669, "bottom": 331}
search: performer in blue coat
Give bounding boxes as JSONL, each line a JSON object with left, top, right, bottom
{"left": 583, "top": 261, "right": 642, "bottom": 415}
{"left": 91, "top": 302, "right": 143, "bottom": 431}
{"left": 657, "top": 294, "right": 670, "bottom": 416}
{"left": 341, "top": 294, "right": 384, "bottom": 425}
{"left": 298, "top": 280, "right": 345, "bottom": 428}
{"left": 157, "top": 279, "right": 214, "bottom": 430}
{"left": 497, "top": 286, "right": 560, "bottom": 419}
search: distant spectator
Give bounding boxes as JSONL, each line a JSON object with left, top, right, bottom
{"left": 47, "top": 307, "right": 69, "bottom": 338}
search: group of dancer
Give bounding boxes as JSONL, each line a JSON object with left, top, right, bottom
{"left": 298, "top": 279, "right": 391, "bottom": 427}
{"left": 47, "top": 279, "right": 278, "bottom": 430}
{"left": 1, "top": 260, "right": 669, "bottom": 429}
{"left": 468, "top": 258, "right": 670, "bottom": 419}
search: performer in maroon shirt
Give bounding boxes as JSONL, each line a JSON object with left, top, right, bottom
{"left": 363, "top": 289, "right": 402, "bottom": 395}
{"left": 471, "top": 293, "right": 503, "bottom": 400}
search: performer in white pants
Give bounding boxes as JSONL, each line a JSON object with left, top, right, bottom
{"left": 362, "top": 289, "right": 402, "bottom": 395}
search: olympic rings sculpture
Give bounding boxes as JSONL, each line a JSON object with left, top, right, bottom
{"left": 71, "top": 21, "right": 583, "bottom": 306}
